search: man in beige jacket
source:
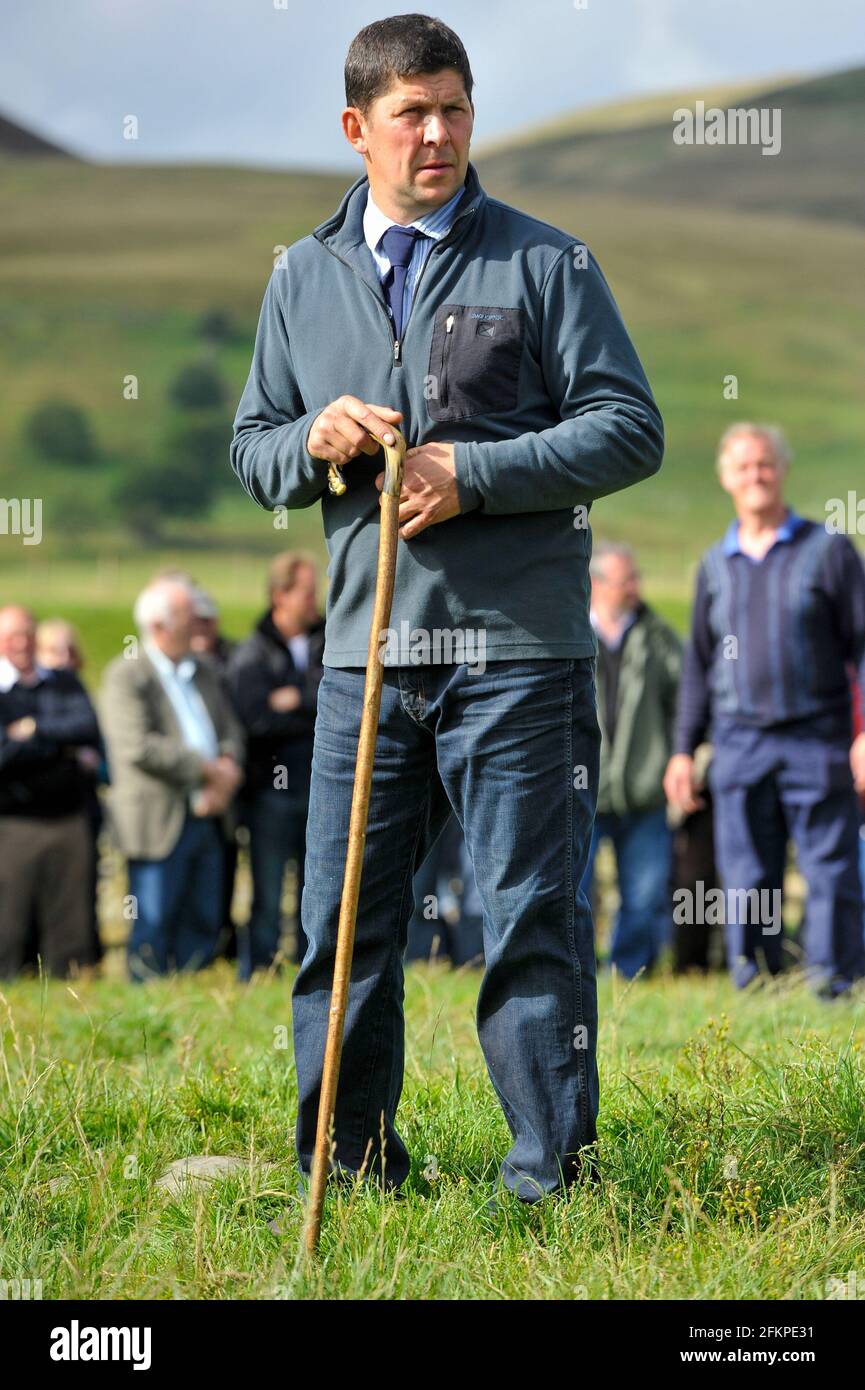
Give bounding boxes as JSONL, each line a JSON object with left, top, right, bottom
{"left": 100, "top": 576, "right": 244, "bottom": 981}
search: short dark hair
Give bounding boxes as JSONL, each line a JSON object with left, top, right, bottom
{"left": 345, "top": 13, "right": 474, "bottom": 117}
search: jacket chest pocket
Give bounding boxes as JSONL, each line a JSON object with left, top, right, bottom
{"left": 426, "top": 303, "right": 524, "bottom": 423}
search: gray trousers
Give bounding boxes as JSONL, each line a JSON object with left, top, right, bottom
{"left": 0, "top": 811, "right": 93, "bottom": 978}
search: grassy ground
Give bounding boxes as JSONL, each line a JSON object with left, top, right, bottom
{"left": 1, "top": 960, "right": 864, "bottom": 1300}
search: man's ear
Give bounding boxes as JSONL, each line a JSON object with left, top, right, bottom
{"left": 342, "top": 106, "right": 368, "bottom": 154}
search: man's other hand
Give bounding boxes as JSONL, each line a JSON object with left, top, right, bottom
{"left": 6, "top": 717, "right": 36, "bottom": 741}
{"left": 663, "top": 753, "right": 705, "bottom": 816}
{"left": 376, "top": 440, "right": 460, "bottom": 540}
{"left": 200, "top": 755, "right": 244, "bottom": 813}
{"left": 268, "top": 685, "right": 302, "bottom": 713}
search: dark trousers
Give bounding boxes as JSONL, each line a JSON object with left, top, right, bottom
{"left": 218, "top": 834, "right": 239, "bottom": 960}
{"left": 671, "top": 797, "right": 721, "bottom": 973}
{"left": 240, "top": 785, "right": 309, "bottom": 981}
{"left": 126, "top": 814, "right": 223, "bottom": 981}
{"left": 0, "top": 811, "right": 93, "bottom": 979}
{"left": 293, "top": 658, "right": 601, "bottom": 1201}
{"left": 710, "top": 718, "right": 865, "bottom": 993}
{"left": 406, "top": 810, "right": 484, "bottom": 966}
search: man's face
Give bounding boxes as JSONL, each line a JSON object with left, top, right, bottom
{"left": 190, "top": 616, "right": 218, "bottom": 655}
{"left": 153, "top": 591, "right": 195, "bottom": 661}
{"left": 273, "top": 565, "right": 319, "bottom": 629}
{"left": 36, "top": 630, "right": 80, "bottom": 671}
{"left": 344, "top": 68, "right": 473, "bottom": 219}
{"left": 719, "top": 434, "right": 785, "bottom": 514}
{"left": 593, "top": 555, "right": 641, "bottom": 618}
{"left": 0, "top": 609, "right": 37, "bottom": 673}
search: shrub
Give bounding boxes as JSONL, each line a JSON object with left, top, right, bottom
{"left": 26, "top": 399, "right": 98, "bottom": 465}
{"left": 168, "top": 361, "right": 227, "bottom": 411}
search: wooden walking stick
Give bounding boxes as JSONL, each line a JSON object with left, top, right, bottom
{"left": 303, "top": 423, "right": 407, "bottom": 1254}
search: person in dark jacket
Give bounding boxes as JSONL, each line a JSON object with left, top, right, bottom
{"left": 0, "top": 606, "right": 101, "bottom": 979}
{"left": 189, "top": 587, "right": 237, "bottom": 676}
{"left": 35, "top": 617, "right": 106, "bottom": 967}
{"left": 228, "top": 553, "right": 324, "bottom": 978}
{"left": 580, "top": 543, "right": 681, "bottom": 977}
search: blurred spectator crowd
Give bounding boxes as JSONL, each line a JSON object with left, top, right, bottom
{"left": 1, "top": 423, "right": 864, "bottom": 998}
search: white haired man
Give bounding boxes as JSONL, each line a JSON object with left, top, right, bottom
{"left": 100, "top": 577, "right": 245, "bottom": 980}
{"left": 665, "top": 424, "right": 865, "bottom": 996}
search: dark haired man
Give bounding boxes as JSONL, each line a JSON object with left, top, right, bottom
{"left": 232, "top": 14, "right": 664, "bottom": 1203}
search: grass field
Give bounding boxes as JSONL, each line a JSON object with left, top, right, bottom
{"left": 2, "top": 963, "right": 864, "bottom": 1299}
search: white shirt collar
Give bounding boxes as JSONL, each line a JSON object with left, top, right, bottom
{"left": 144, "top": 639, "right": 196, "bottom": 684}
{"left": 363, "top": 181, "right": 466, "bottom": 260}
{"left": 0, "top": 657, "right": 52, "bottom": 693}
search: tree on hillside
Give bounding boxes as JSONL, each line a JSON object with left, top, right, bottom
{"left": 168, "top": 360, "right": 227, "bottom": 411}
{"left": 26, "top": 399, "right": 98, "bottom": 465}
{"left": 197, "top": 307, "right": 238, "bottom": 346}
{"left": 112, "top": 413, "right": 231, "bottom": 544}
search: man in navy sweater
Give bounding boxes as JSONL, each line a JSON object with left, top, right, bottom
{"left": 231, "top": 14, "right": 664, "bottom": 1202}
{"left": 665, "top": 423, "right": 865, "bottom": 996}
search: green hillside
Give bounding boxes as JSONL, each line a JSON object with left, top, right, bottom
{"left": 0, "top": 67, "right": 862, "bottom": 656}
{"left": 476, "top": 66, "right": 865, "bottom": 228}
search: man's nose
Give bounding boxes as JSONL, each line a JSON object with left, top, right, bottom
{"left": 423, "top": 114, "right": 448, "bottom": 143}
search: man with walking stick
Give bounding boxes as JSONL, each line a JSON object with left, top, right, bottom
{"left": 231, "top": 14, "right": 663, "bottom": 1213}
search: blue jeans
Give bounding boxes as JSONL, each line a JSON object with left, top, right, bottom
{"left": 292, "top": 657, "right": 601, "bottom": 1201}
{"left": 127, "top": 814, "right": 223, "bottom": 981}
{"left": 581, "top": 807, "right": 672, "bottom": 978}
{"left": 240, "top": 785, "right": 310, "bottom": 981}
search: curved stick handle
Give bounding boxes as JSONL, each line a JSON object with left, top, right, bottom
{"left": 327, "top": 424, "right": 406, "bottom": 498}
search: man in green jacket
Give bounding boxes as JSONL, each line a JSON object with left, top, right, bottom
{"left": 581, "top": 542, "right": 681, "bottom": 977}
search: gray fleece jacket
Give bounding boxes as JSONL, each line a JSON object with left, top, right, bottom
{"left": 230, "top": 160, "right": 664, "bottom": 667}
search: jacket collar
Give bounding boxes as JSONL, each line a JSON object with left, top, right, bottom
{"left": 722, "top": 507, "right": 807, "bottom": 558}
{"left": 142, "top": 639, "right": 197, "bottom": 685}
{"left": 591, "top": 600, "right": 646, "bottom": 653}
{"left": 312, "top": 160, "right": 487, "bottom": 293}
{"left": 255, "top": 610, "right": 325, "bottom": 649}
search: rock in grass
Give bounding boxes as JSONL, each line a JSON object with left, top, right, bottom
{"left": 155, "top": 1155, "right": 278, "bottom": 1198}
